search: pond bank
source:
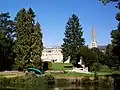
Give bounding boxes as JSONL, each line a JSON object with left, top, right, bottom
{"left": 54, "top": 75, "right": 115, "bottom": 85}
{"left": 1, "top": 72, "right": 120, "bottom": 90}
{"left": 0, "top": 71, "right": 119, "bottom": 86}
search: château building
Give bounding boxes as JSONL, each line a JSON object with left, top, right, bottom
{"left": 41, "top": 46, "right": 63, "bottom": 62}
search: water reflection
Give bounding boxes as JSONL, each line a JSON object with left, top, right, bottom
{"left": 1, "top": 84, "right": 120, "bottom": 90}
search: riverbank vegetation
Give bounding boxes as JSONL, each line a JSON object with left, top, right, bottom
{"left": 0, "top": 72, "right": 115, "bottom": 90}
{"left": 0, "top": 73, "right": 55, "bottom": 89}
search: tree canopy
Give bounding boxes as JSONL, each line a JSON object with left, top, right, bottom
{"left": 14, "top": 8, "right": 43, "bottom": 70}
{"left": 0, "top": 12, "right": 15, "bottom": 71}
{"left": 61, "top": 14, "right": 85, "bottom": 67}
{"left": 99, "top": 0, "right": 120, "bottom": 69}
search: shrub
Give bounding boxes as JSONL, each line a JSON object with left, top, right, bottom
{"left": 0, "top": 72, "right": 55, "bottom": 89}
{"left": 0, "top": 77, "right": 9, "bottom": 87}
{"left": 43, "top": 74, "right": 55, "bottom": 86}
{"left": 91, "top": 62, "right": 101, "bottom": 71}
{"left": 48, "top": 62, "right": 52, "bottom": 70}
{"left": 100, "top": 65, "right": 111, "bottom": 72}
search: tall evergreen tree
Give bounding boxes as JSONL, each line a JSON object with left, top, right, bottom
{"left": 14, "top": 8, "right": 43, "bottom": 69}
{"left": 0, "top": 12, "right": 15, "bottom": 71}
{"left": 61, "top": 14, "right": 85, "bottom": 67}
{"left": 14, "top": 8, "right": 28, "bottom": 69}
{"left": 31, "top": 22, "right": 43, "bottom": 68}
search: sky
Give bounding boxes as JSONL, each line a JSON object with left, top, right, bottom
{"left": 0, "top": 0, "right": 119, "bottom": 47}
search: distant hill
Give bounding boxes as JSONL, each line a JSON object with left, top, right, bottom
{"left": 97, "top": 45, "right": 106, "bottom": 51}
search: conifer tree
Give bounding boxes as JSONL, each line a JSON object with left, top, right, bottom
{"left": 31, "top": 22, "right": 43, "bottom": 68}
{"left": 0, "top": 12, "right": 15, "bottom": 70}
{"left": 14, "top": 8, "right": 28, "bottom": 69}
{"left": 61, "top": 14, "right": 85, "bottom": 67}
{"left": 14, "top": 8, "right": 43, "bottom": 69}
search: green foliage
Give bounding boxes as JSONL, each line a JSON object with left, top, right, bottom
{"left": 79, "top": 46, "right": 96, "bottom": 68}
{"left": 100, "top": 65, "right": 111, "bottom": 72}
{"left": 0, "top": 12, "right": 15, "bottom": 71}
{"left": 105, "top": 44, "right": 118, "bottom": 67}
{"left": 43, "top": 74, "right": 55, "bottom": 86}
{"left": 0, "top": 73, "right": 55, "bottom": 89}
{"left": 111, "top": 29, "right": 120, "bottom": 68}
{"left": 82, "top": 47, "right": 106, "bottom": 71}
{"left": 32, "top": 22, "right": 43, "bottom": 68}
{"left": 99, "top": 0, "right": 120, "bottom": 69}
{"left": 92, "top": 62, "right": 101, "bottom": 72}
{"left": 91, "top": 48, "right": 106, "bottom": 65}
{"left": 99, "top": 0, "right": 120, "bottom": 9}
{"left": 61, "top": 14, "right": 85, "bottom": 66}
{"left": 13, "top": 8, "right": 43, "bottom": 69}
{"left": 48, "top": 62, "right": 52, "bottom": 70}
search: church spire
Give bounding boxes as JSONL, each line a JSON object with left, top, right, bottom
{"left": 89, "top": 26, "right": 97, "bottom": 48}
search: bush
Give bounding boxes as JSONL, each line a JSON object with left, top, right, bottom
{"left": 43, "top": 74, "right": 55, "bottom": 86}
{"left": 48, "top": 62, "right": 52, "bottom": 70}
{"left": 91, "top": 62, "right": 101, "bottom": 71}
{"left": 0, "top": 72, "right": 55, "bottom": 89}
{"left": 100, "top": 65, "right": 111, "bottom": 72}
{"left": 0, "top": 77, "right": 9, "bottom": 87}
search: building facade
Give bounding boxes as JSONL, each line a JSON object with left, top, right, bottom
{"left": 41, "top": 46, "right": 63, "bottom": 63}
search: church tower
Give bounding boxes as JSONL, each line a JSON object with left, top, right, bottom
{"left": 89, "top": 26, "right": 97, "bottom": 48}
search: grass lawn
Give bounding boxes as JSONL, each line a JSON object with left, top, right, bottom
{"left": 50, "top": 72, "right": 116, "bottom": 77}
{"left": 51, "top": 72, "right": 94, "bottom": 77}
{"left": 52, "top": 63, "right": 72, "bottom": 70}
{"left": 51, "top": 63, "right": 115, "bottom": 76}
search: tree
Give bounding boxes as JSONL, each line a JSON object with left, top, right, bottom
{"left": 31, "top": 22, "right": 43, "bottom": 68}
{"left": 99, "top": 0, "right": 120, "bottom": 9}
{"left": 79, "top": 46, "right": 105, "bottom": 71}
{"left": 79, "top": 46, "right": 96, "bottom": 71}
{"left": 99, "top": 0, "right": 120, "bottom": 68}
{"left": 91, "top": 47, "right": 106, "bottom": 65}
{"left": 14, "top": 8, "right": 43, "bottom": 69}
{"left": 111, "top": 6, "right": 120, "bottom": 67}
{"left": 105, "top": 44, "right": 118, "bottom": 68}
{"left": 61, "top": 14, "right": 85, "bottom": 67}
{"left": 0, "top": 12, "right": 15, "bottom": 71}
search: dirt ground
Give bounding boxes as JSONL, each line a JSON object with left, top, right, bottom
{"left": 0, "top": 71, "right": 25, "bottom": 78}
{"left": 54, "top": 76, "right": 94, "bottom": 80}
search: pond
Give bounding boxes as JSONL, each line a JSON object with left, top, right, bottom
{"left": 0, "top": 84, "right": 120, "bottom": 90}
